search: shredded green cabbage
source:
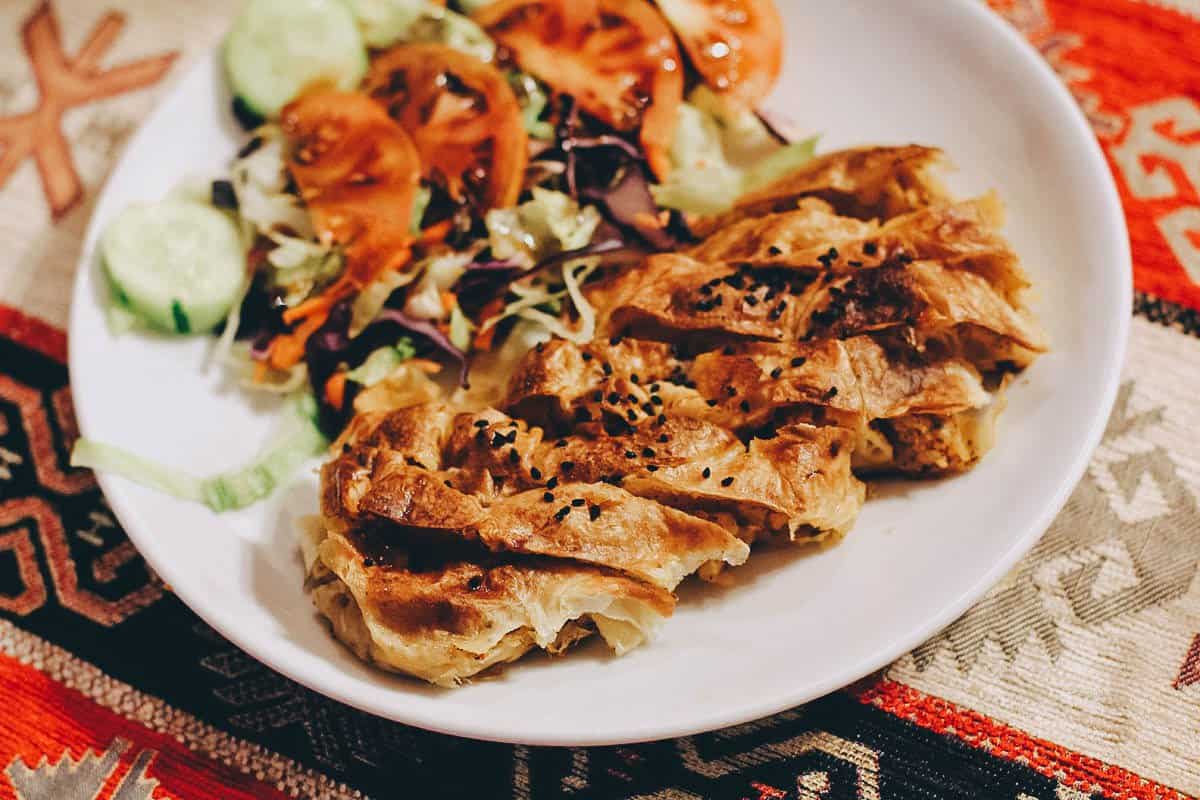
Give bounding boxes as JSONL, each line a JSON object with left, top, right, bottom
{"left": 266, "top": 234, "right": 344, "bottom": 306}
{"left": 651, "top": 87, "right": 818, "bottom": 216}
{"left": 485, "top": 188, "right": 601, "bottom": 268}
{"left": 231, "top": 126, "right": 314, "bottom": 238}
{"left": 410, "top": 184, "right": 432, "bottom": 233}
{"left": 347, "top": 339, "right": 417, "bottom": 386}
{"left": 71, "top": 393, "right": 328, "bottom": 512}
{"left": 508, "top": 71, "right": 554, "bottom": 140}
{"left": 449, "top": 304, "right": 474, "bottom": 351}
{"left": 341, "top": 0, "right": 495, "bottom": 60}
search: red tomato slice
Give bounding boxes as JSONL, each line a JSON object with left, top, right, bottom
{"left": 654, "top": 0, "right": 783, "bottom": 108}
{"left": 474, "top": 0, "right": 683, "bottom": 181}
{"left": 281, "top": 90, "right": 421, "bottom": 286}
{"left": 363, "top": 43, "right": 529, "bottom": 211}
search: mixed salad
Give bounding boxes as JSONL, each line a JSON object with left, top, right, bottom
{"left": 74, "top": 0, "right": 815, "bottom": 511}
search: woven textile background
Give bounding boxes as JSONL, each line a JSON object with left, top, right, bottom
{"left": 0, "top": 0, "right": 1198, "bottom": 797}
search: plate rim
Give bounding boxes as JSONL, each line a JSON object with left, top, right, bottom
{"left": 68, "top": 0, "right": 1132, "bottom": 746}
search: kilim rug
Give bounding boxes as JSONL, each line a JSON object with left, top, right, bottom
{"left": 0, "top": 0, "right": 1198, "bottom": 797}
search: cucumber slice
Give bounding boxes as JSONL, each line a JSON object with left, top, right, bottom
{"left": 225, "top": 0, "right": 368, "bottom": 118}
{"left": 102, "top": 202, "right": 246, "bottom": 335}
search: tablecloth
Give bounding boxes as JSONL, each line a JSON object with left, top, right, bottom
{"left": 0, "top": 0, "right": 1198, "bottom": 797}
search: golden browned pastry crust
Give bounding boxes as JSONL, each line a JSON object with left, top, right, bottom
{"left": 306, "top": 143, "right": 1047, "bottom": 685}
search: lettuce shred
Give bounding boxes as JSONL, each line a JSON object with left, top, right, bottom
{"left": 651, "top": 87, "right": 818, "bottom": 216}
{"left": 71, "top": 393, "right": 328, "bottom": 513}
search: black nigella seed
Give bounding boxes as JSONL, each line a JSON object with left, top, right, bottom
{"left": 658, "top": 433, "right": 669, "bottom": 443}
{"left": 627, "top": 393, "right": 639, "bottom": 403}
{"left": 721, "top": 476, "right": 735, "bottom": 487}
{"left": 561, "top": 461, "right": 575, "bottom": 472}
{"left": 706, "top": 399, "right": 718, "bottom": 407}
{"left": 475, "top": 429, "right": 487, "bottom": 444}
{"left": 897, "top": 251, "right": 914, "bottom": 264}
{"left": 555, "top": 439, "right": 568, "bottom": 448}
{"left": 530, "top": 467, "right": 543, "bottom": 481}
{"left": 571, "top": 498, "right": 586, "bottom": 507}
{"left": 625, "top": 450, "right": 638, "bottom": 459}
{"left": 702, "top": 467, "right": 711, "bottom": 479}
{"left": 791, "top": 357, "right": 807, "bottom": 368}
{"left": 824, "top": 386, "right": 839, "bottom": 400}
{"left": 543, "top": 491, "right": 555, "bottom": 502}
{"left": 767, "top": 245, "right": 783, "bottom": 256}
{"left": 508, "top": 448, "right": 520, "bottom": 464}
{"left": 211, "top": 179, "right": 238, "bottom": 210}
{"left": 555, "top": 506, "right": 571, "bottom": 521}
{"left": 642, "top": 403, "right": 655, "bottom": 415}
{"left": 725, "top": 385, "right": 737, "bottom": 397}
{"left": 444, "top": 479, "right": 453, "bottom": 488}
{"left": 848, "top": 260, "right": 864, "bottom": 268}
{"left": 863, "top": 241, "right": 879, "bottom": 255}
{"left": 505, "top": 430, "right": 518, "bottom": 443}
{"left": 722, "top": 345, "right": 735, "bottom": 356}
{"left": 602, "top": 362, "right": 613, "bottom": 375}
{"left": 474, "top": 419, "right": 490, "bottom": 428}
{"left": 574, "top": 407, "right": 593, "bottom": 423}
{"left": 712, "top": 295, "right": 724, "bottom": 307}
{"left": 468, "top": 575, "right": 484, "bottom": 591}
{"left": 491, "top": 433, "right": 506, "bottom": 448}
{"left": 770, "top": 366, "right": 783, "bottom": 379}
{"left": 830, "top": 441, "right": 841, "bottom": 457}
{"left": 610, "top": 335, "right": 624, "bottom": 346}
{"left": 740, "top": 400, "right": 751, "bottom": 413}
{"left": 581, "top": 351, "right": 593, "bottom": 361}
{"left": 827, "top": 247, "right": 839, "bottom": 260}
{"left": 699, "top": 284, "right": 713, "bottom": 296}
{"left": 650, "top": 383, "right": 660, "bottom": 393}
{"left": 362, "top": 557, "right": 375, "bottom": 567}
{"left": 651, "top": 395, "right": 663, "bottom": 406}
{"left": 642, "top": 447, "right": 655, "bottom": 458}
{"left": 745, "top": 295, "right": 759, "bottom": 307}
{"left": 236, "top": 135, "right": 263, "bottom": 158}
{"left": 593, "top": 391, "right": 603, "bottom": 402}
{"left": 646, "top": 465, "right": 659, "bottom": 472}
{"left": 656, "top": 414, "right": 667, "bottom": 425}
{"left": 546, "top": 476, "right": 559, "bottom": 489}
{"left": 627, "top": 408, "right": 638, "bottom": 421}
{"left": 608, "top": 392, "right": 622, "bottom": 404}
{"left": 631, "top": 374, "right": 640, "bottom": 385}
{"left": 723, "top": 274, "right": 745, "bottom": 290}
{"left": 589, "top": 505, "right": 601, "bottom": 521}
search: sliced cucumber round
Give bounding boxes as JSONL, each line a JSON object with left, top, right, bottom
{"left": 225, "top": 0, "right": 368, "bottom": 119}
{"left": 102, "top": 202, "right": 246, "bottom": 335}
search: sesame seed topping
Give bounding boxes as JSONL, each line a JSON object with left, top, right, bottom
{"left": 767, "top": 245, "right": 782, "bottom": 256}
{"left": 555, "top": 439, "right": 568, "bottom": 448}
{"left": 721, "top": 476, "right": 735, "bottom": 487}
{"left": 745, "top": 294, "right": 760, "bottom": 307}
{"left": 543, "top": 491, "right": 555, "bottom": 502}
{"left": 474, "top": 419, "right": 490, "bottom": 428}
{"left": 646, "top": 465, "right": 659, "bottom": 472}
{"left": 607, "top": 392, "right": 621, "bottom": 404}
{"left": 571, "top": 498, "right": 586, "bottom": 507}
{"left": 530, "top": 467, "right": 542, "bottom": 480}
{"left": 627, "top": 393, "right": 639, "bottom": 404}
{"left": 642, "top": 447, "right": 656, "bottom": 458}
{"left": 508, "top": 448, "right": 520, "bottom": 464}
{"left": 706, "top": 399, "right": 718, "bottom": 407}
{"left": 561, "top": 461, "right": 575, "bottom": 472}
{"left": 627, "top": 408, "right": 638, "bottom": 421}
{"left": 581, "top": 351, "right": 593, "bottom": 361}
{"left": 740, "top": 400, "right": 751, "bottom": 413}
{"left": 863, "top": 241, "right": 878, "bottom": 255}
{"left": 625, "top": 450, "right": 638, "bottom": 459}
{"left": 656, "top": 414, "right": 667, "bottom": 425}
{"left": 642, "top": 402, "right": 656, "bottom": 415}
{"left": 555, "top": 506, "right": 571, "bottom": 521}
{"left": 658, "top": 433, "right": 669, "bottom": 443}
{"left": 602, "top": 362, "right": 613, "bottom": 375}
{"left": 770, "top": 366, "right": 783, "bottom": 379}
{"left": 702, "top": 467, "right": 711, "bottom": 479}
{"left": 589, "top": 505, "right": 601, "bottom": 520}
{"left": 546, "top": 476, "right": 558, "bottom": 489}
{"left": 791, "top": 357, "right": 807, "bottom": 368}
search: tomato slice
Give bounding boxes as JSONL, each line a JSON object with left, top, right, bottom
{"left": 474, "top": 0, "right": 683, "bottom": 181}
{"left": 281, "top": 89, "right": 421, "bottom": 286}
{"left": 654, "top": 0, "right": 782, "bottom": 108}
{"left": 363, "top": 43, "right": 528, "bottom": 211}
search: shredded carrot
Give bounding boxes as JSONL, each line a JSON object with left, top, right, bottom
{"left": 324, "top": 370, "right": 347, "bottom": 411}
{"left": 252, "top": 359, "right": 269, "bottom": 385}
{"left": 472, "top": 297, "right": 506, "bottom": 351}
{"left": 282, "top": 292, "right": 337, "bottom": 325}
{"left": 440, "top": 290, "right": 458, "bottom": 314}
{"left": 408, "top": 358, "right": 443, "bottom": 374}
{"left": 269, "top": 310, "right": 330, "bottom": 371}
{"left": 417, "top": 219, "right": 453, "bottom": 246}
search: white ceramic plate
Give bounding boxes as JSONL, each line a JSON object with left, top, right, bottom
{"left": 70, "top": 0, "right": 1130, "bottom": 746}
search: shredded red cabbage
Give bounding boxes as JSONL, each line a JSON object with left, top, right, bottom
{"left": 374, "top": 308, "right": 470, "bottom": 388}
